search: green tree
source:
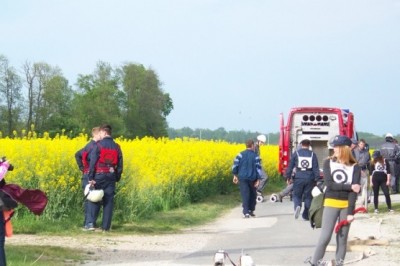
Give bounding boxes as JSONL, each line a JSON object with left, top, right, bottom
{"left": 23, "top": 61, "right": 66, "bottom": 133}
{"left": 39, "top": 75, "right": 75, "bottom": 134}
{"left": 119, "top": 63, "right": 173, "bottom": 138}
{"left": 74, "top": 61, "right": 124, "bottom": 136}
{"left": 0, "top": 55, "right": 24, "bottom": 136}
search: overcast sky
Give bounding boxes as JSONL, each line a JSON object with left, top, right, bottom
{"left": 2, "top": 0, "right": 400, "bottom": 136}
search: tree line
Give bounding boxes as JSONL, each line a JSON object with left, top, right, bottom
{"left": 168, "top": 127, "right": 393, "bottom": 149}
{"left": 167, "top": 127, "right": 279, "bottom": 144}
{"left": 0, "top": 55, "right": 173, "bottom": 138}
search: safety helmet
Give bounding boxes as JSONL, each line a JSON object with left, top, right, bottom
{"left": 385, "top": 133, "right": 393, "bottom": 139}
{"left": 84, "top": 184, "right": 104, "bottom": 202}
{"left": 257, "top": 134, "right": 267, "bottom": 143}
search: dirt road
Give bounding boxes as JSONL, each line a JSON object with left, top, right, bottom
{"left": 7, "top": 194, "right": 400, "bottom": 265}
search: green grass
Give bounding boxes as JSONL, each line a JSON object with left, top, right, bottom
{"left": 5, "top": 245, "right": 89, "bottom": 266}
{"left": 368, "top": 201, "right": 400, "bottom": 213}
{"left": 6, "top": 181, "right": 286, "bottom": 265}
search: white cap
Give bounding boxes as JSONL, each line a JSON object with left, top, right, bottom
{"left": 386, "top": 133, "right": 393, "bottom": 138}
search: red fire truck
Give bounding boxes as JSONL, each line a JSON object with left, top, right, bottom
{"left": 278, "top": 107, "right": 357, "bottom": 176}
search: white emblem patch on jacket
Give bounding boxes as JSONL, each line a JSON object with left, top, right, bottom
{"left": 330, "top": 160, "right": 354, "bottom": 184}
{"left": 297, "top": 152, "right": 313, "bottom": 170}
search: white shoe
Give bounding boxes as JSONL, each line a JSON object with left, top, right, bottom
{"left": 294, "top": 206, "right": 301, "bottom": 219}
{"left": 374, "top": 209, "right": 379, "bottom": 214}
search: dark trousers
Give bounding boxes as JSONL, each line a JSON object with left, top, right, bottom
{"left": 239, "top": 179, "right": 257, "bottom": 215}
{"left": 82, "top": 175, "right": 89, "bottom": 227}
{"left": 87, "top": 174, "right": 116, "bottom": 230}
{"left": 372, "top": 175, "right": 392, "bottom": 210}
{"left": 0, "top": 211, "right": 6, "bottom": 266}
{"left": 293, "top": 178, "right": 314, "bottom": 220}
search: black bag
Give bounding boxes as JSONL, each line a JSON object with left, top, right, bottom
{"left": 0, "top": 190, "right": 18, "bottom": 210}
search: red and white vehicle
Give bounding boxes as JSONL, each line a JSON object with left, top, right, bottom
{"left": 278, "top": 107, "right": 357, "bottom": 176}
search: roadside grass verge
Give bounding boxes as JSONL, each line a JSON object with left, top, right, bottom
{"left": 368, "top": 200, "right": 400, "bottom": 213}
{"left": 7, "top": 179, "right": 286, "bottom": 265}
{"left": 5, "top": 245, "right": 88, "bottom": 266}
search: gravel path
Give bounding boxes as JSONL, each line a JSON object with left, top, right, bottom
{"left": 7, "top": 206, "right": 400, "bottom": 266}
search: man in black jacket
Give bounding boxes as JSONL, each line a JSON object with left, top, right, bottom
{"left": 380, "top": 133, "right": 399, "bottom": 194}
{"left": 87, "top": 124, "right": 123, "bottom": 232}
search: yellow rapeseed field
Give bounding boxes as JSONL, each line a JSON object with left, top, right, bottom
{"left": 0, "top": 135, "right": 279, "bottom": 220}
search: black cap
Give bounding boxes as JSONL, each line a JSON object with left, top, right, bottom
{"left": 372, "top": 150, "right": 381, "bottom": 159}
{"left": 330, "top": 135, "right": 352, "bottom": 147}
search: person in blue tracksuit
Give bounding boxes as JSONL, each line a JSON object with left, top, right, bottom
{"left": 232, "top": 139, "right": 261, "bottom": 218}
{"left": 285, "top": 139, "right": 320, "bottom": 220}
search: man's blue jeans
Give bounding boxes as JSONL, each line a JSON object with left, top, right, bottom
{"left": 239, "top": 179, "right": 257, "bottom": 215}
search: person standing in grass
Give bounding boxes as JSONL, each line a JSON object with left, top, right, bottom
{"left": 369, "top": 150, "right": 394, "bottom": 214}
{"left": 87, "top": 124, "right": 123, "bottom": 232}
{"left": 75, "top": 126, "right": 102, "bottom": 230}
{"left": 232, "top": 139, "right": 261, "bottom": 218}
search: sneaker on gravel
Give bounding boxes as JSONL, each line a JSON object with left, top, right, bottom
{"left": 294, "top": 206, "right": 301, "bottom": 219}
{"left": 389, "top": 209, "right": 394, "bottom": 213}
{"left": 374, "top": 209, "right": 379, "bottom": 214}
{"left": 243, "top": 214, "right": 250, "bottom": 218}
{"left": 82, "top": 226, "right": 95, "bottom": 231}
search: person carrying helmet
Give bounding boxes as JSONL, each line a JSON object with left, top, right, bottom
{"left": 75, "top": 127, "right": 102, "bottom": 230}
{"left": 380, "top": 133, "right": 399, "bottom": 194}
{"left": 87, "top": 124, "right": 123, "bottom": 232}
{"left": 254, "top": 134, "right": 269, "bottom": 200}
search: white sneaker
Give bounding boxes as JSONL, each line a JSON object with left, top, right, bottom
{"left": 374, "top": 209, "right": 379, "bottom": 214}
{"left": 294, "top": 206, "right": 301, "bottom": 219}
{"left": 389, "top": 209, "right": 394, "bottom": 213}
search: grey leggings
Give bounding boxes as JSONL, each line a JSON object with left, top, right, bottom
{"left": 312, "top": 207, "right": 350, "bottom": 266}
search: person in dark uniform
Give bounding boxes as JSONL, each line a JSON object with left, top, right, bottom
{"left": 285, "top": 139, "right": 320, "bottom": 220}
{"left": 75, "top": 127, "right": 102, "bottom": 230}
{"left": 380, "top": 133, "right": 399, "bottom": 194}
{"left": 87, "top": 124, "right": 123, "bottom": 232}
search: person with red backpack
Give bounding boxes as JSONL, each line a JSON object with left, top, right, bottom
{"left": 75, "top": 127, "right": 102, "bottom": 230}
{"left": 87, "top": 124, "right": 123, "bottom": 232}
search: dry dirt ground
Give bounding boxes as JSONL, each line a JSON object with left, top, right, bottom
{"left": 7, "top": 211, "right": 400, "bottom": 266}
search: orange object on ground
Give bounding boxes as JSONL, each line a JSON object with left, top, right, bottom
{"left": 3, "top": 209, "right": 14, "bottom": 237}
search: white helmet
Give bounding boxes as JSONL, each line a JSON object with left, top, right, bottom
{"left": 386, "top": 133, "right": 393, "bottom": 138}
{"left": 84, "top": 184, "right": 104, "bottom": 202}
{"left": 257, "top": 134, "right": 267, "bottom": 143}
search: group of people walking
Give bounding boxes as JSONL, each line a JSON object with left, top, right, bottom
{"left": 231, "top": 133, "right": 398, "bottom": 266}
